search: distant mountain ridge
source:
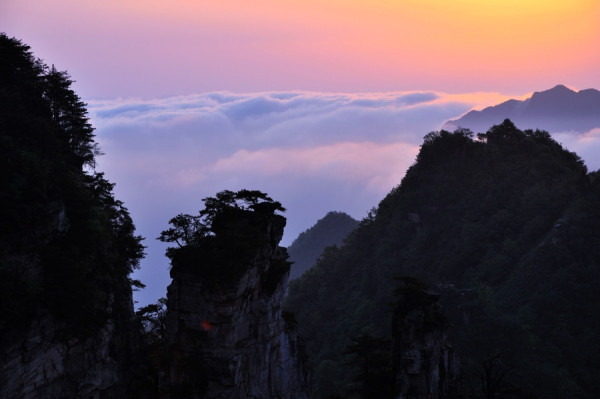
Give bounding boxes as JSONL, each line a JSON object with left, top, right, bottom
{"left": 287, "top": 212, "right": 358, "bottom": 280}
{"left": 444, "top": 84, "right": 600, "bottom": 133}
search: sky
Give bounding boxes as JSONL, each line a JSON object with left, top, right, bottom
{"left": 3, "top": 0, "right": 600, "bottom": 306}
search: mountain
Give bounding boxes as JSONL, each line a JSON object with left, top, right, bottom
{"left": 285, "top": 120, "right": 600, "bottom": 398}
{"left": 444, "top": 85, "right": 600, "bottom": 133}
{"left": 288, "top": 211, "right": 359, "bottom": 280}
{"left": 159, "top": 190, "right": 310, "bottom": 397}
{"left": 0, "top": 34, "right": 144, "bottom": 397}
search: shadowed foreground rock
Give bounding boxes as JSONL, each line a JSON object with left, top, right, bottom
{"left": 392, "top": 278, "right": 459, "bottom": 399}
{"left": 0, "top": 203, "right": 135, "bottom": 399}
{"left": 163, "top": 207, "right": 310, "bottom": 398}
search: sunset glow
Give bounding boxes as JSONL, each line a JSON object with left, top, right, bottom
{"left": 3, "top": 0, "right": 598, "bottom": 97}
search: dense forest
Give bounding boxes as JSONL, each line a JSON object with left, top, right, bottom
{"left": 285, "top": 121, "right": 600, "bottom": 398}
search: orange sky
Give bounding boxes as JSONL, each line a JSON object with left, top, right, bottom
{"left": 2, "top": 0, "right": 599, "bottom": 97}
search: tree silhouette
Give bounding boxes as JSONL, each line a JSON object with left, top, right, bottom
{"left": 0, "top": 33, "right": 144, "bottom": 331}
{"left": 158, "top": 189, "right": 285, "bottom": 248}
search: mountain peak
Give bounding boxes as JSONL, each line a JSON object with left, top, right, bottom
{"left": 443, "top": 84, "right": 600, "bottom": 133}
{"left": 287, "top": 211, "right": 358, "bottom": 280}
{"left": 529, "top": 84, "right": 576, "bottom": 101}
{"left": 548, "top": 84, "right": 573, "bottom": 93}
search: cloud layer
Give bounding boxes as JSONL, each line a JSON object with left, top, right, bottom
{"left": 87, "top": 90, "right": 600, "bottom": 306}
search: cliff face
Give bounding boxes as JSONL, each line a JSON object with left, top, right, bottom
{"left": 0, "top": 304, "right": 132, "bottom": 399}
{"left": 164, "top": 210, "right": 310, "bottom": 398}
{"left": 0, "top": 203, "right": 135, "bottom": 399}
{"left": 0, "top": 34, "right": 144, "bottom": 398}
{"left": 392, "top": 280, "right": 459, "bottom": 399}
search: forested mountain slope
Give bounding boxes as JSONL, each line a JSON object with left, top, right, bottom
{"left": 285, "top": 120, "right": 600, "bottom": 398}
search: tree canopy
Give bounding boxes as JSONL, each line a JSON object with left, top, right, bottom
{"left": 158, "top": 189, "right": 287, "bottom": 280}
{"left": 158, "top": 189, "right": 284, "bottom": 248}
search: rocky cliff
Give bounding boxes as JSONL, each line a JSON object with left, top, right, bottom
{"left": 0, "top": 202, "right": 135, "bottom": 399}
{"left": 163, "top": 206, "right": 310, "bottom": 398}
{"left": 0, "top": 303, "right": 133, "bottom": 399}
{"left": 392, "top": 278, "right": 459, "bottom": 399}
{"left": 1, "top": 33, "right": 142, "bottom": 398}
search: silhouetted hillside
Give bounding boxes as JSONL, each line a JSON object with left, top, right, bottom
{"left": 288, "top": 212, "right": 358, "bottom": 280}
{"left": 0, "top": 33, "right": 144, "bottom": 398}
{"left": 286, "top": 120, "right": 600, "bottom": 398}
{"left": 444, "top": 85, "right": 600, "bottom": 133}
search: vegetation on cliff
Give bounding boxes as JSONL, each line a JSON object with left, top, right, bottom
{"left": 151, "top": 189, "right": 309, "bottom": 398}
{"left": 285, "top": 120, "right": 600, "bottom": 398}
{"left": 0, "top": 33, "right": 144, "bottom": 334}
{"left": 158, "top": 189, "right": 287, "bottom": 284}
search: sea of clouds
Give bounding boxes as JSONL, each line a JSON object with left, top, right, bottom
{"left": 87, "top": 90, "right": 600, "bottom": 306}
